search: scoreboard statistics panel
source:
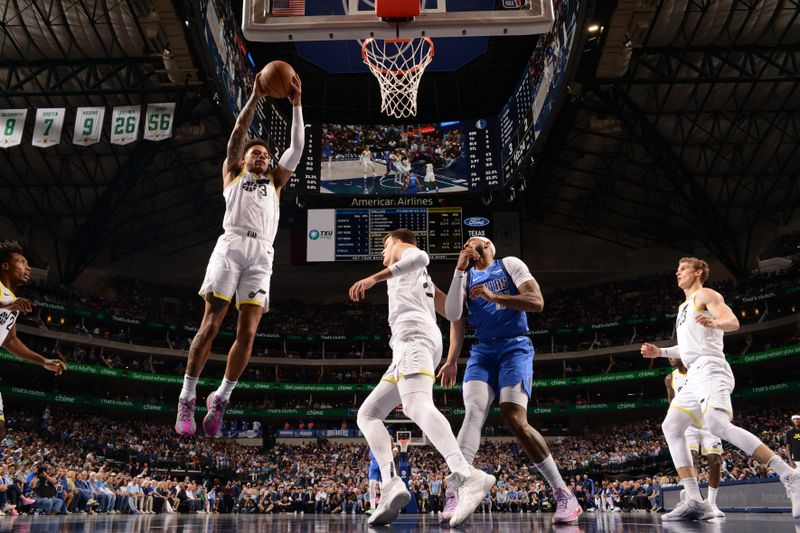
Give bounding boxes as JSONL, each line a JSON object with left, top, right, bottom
{"left": 306, "top": 207, "right": 466, "bottom": 261}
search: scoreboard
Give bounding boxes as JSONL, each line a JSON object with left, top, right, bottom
{"left": 306, "top": 207, "right": 470, "bottom": 262}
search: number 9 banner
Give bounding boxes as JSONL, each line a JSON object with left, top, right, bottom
{"left": 144, "top": 103, "right": 176, "bottom": 141}
{"left": 73, "top": 107, "right": 106, "bottom": 146}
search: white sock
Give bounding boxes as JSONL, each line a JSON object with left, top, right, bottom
{"left": 180, "top": 375, "right": 199, "bottom": 400}
{"left": 682, "top": 477, "right": 702, "bottom": 500}
{"left": 215, "top": 377, "right": 237, "bottom": 402}
{"left": 533, "top": 455, "right": 568, "bottom": 491}
{"left": 708, "top": 486, "right": 718, "bottom": 506}
{"left": 767, "top": 455, "right": 795, "bottom": 477}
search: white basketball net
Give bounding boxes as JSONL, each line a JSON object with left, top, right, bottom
{"left": 362, "top": 37, "right": 435, "bottom": 118}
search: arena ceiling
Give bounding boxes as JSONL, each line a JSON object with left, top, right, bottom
{"left": 0, "top": 0, "right": 798, "bottom": 282}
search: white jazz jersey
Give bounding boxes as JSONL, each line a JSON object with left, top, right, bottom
{"left": 361, "top": 151, "right": 371, "bottom": 162}
{"left": 386, "top": 259, "right": 437, "bottom": 338}
{"left": 671, "top": 368, "right": 689, "bottom": 394}
{"left": 675, "top": 293, "right": 724, "bottom": 368}
{"left": 384, "top": 253, "right": 442, "bottom": 381}
{"left": 0, "top": 283, "right": 18, "bottom": 347}
{"left": 222, "top": 169, "right": 279, "bottom": 246}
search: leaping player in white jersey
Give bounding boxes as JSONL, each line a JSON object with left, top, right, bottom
{"left": 349, "top": 229, "right": 495, "bottom": 528}
{"left": 0, "top": 240, "right": 67, "bottom": 438}
{"left": 175, "top": 72, "right": 305, "bottom": 437}
{"left": 665, "top": 357, "right": 725, "bottom": 518}
{"left": 641, "top": 257, "right": 800, "bottom": 521}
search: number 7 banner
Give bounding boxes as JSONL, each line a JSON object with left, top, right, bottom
{"left": 31, "top": 108, "right": 66, "bottom": 148}
{"left": 73, "top": 107, "right": 106, "bottom": 146}
{"left": 110, "top": 105, "right": 141, "bottom": 145}
{"left": 143, "top": 103, "right": 176, "bottom": 141}
{"left": 0, "top": 109, "right": 28, "bottom": 148}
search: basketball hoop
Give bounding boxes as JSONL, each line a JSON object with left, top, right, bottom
{"left": 362, "top": 37, "right": 435, "bottom": 118}
{"left": 398, "top": 435, "right": 411, "bottom": 453}
{"left": 396, "top": 429, "right": 412, "bottom": 453}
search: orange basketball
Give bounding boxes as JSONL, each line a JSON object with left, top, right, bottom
{"left": 258, "top": 60, "right": 296, "bottom": 99}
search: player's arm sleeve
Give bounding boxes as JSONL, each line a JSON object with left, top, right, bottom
{"left": 278, "top": 106, "right": 305, "bottom": 172}
{"left": 444, "top": 271, "right": 467, "bottom": 321}
{"left": 502, "top": 257, "right": 535, "bottom": 288}
{"left": 660, "top": 346, "right": 679, "bottom": 358}
{"left": 389, "top": 247, "right": 429, "bottom": 277}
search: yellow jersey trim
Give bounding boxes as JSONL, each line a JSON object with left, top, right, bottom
{"left": 226, "top": 168, "right": 248, "bottom": 190}
{"left": 0, "top": 281, "right": 16, "bottom": 300}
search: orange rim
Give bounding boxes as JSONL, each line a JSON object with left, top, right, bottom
{"left": 362, "top": 36, "right": 435, "bottom": 75}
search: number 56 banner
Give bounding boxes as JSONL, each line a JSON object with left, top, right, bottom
{"left": 144, "top": 103, "right": 176, "bottom": 141}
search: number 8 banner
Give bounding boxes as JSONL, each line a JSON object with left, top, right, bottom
{"left": 110, "top": 106, "right": 141, "bottom": 146}
{"left": 0, "top": 109, "right": 28, "bottom": 149}
{"left": 144, "top": 103, "right": 176, "bottom": 141}
{"left": 73, "top": 107, "right": 106, "bottom": 146}
{"left": 32, "top": 108, "right": 66, "bottom": 148}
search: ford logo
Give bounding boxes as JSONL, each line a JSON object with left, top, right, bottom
{"left": 464, "top": 217, "right": 490, "bottom": 227}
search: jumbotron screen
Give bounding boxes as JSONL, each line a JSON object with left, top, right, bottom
{"left": 306, "top": 207, "right": 493, "bottom": 262}
{"left": 318, "top": 120, "right": 502, "bottom": 195}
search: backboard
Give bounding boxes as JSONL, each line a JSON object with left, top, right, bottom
{"left": 242, "top": 0, "right": 554, "bottom": 42}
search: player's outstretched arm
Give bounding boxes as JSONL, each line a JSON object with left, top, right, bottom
{"left": 640, "top": 342, "right": 678, "bottom": 359}
{"left": 224, "top": 78, "right": 269, "bottom": 186}
{"left": 348, "top": 244, "right": 426, "bottom": 301}
{"left": 437, "top": 315, "right": 466, "bottom": 389}
{"left": 695, "top": 288, "right": 740, "bottom": 332}
{"left": 2, "top": 324, "right": 66, "bottom": 375}
{"left": 273, "top": 75, "right": 305, "bottom": 190}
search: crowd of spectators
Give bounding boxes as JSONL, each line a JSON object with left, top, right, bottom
{"left": 1, "top": 404, "right": 796, "bottom": 517}
{"left": 17, "top": 262, "right": 799, "bottom": 357}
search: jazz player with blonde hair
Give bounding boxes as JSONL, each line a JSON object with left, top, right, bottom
{"left": 642, "top": 257, "right": 800, "bottom": 521}
{"left": 350, "top": 229, "right": 495, "bottom": 527}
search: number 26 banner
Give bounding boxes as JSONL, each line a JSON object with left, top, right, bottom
{"left": 110, "top": 105, "right": 141, "bottom": 146}
{"left": 144, "top": 103, "right": 176, "bottom": 141}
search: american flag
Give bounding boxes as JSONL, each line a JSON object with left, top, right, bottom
{"left": 272, "top": 0, "right": 305, "bottom": 16}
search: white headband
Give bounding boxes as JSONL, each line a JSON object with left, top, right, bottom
{"left": 466, "top": 236, "right": 496, "bottom": 257}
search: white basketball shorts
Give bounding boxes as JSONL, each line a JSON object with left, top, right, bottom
{"left": 670, "top": 356, "right": 735, "bottom": 428}
{"left": 199, "top": 232, "right": 273, "bottom": 312}
{"left": 685, "top": 426, "right": 723, "bottom": 455}
{"left": 382, "top": 327, "right": 443, "bottom": 385}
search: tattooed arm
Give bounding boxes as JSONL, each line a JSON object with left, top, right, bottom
{"left": 223, "top": 78, "right": 269, "bottom": 188}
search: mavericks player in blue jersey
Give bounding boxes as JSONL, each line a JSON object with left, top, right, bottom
{"left": 442, "top": 237, "right": 582, "bottom": 525}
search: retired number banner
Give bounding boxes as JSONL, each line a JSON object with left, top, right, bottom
{"left": 31, "top": 108, "right": 66, "bottom": 148}
{"left": 0, "top": 109, "right": 28, "bottom": 148}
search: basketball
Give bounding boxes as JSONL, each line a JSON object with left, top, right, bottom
{"left": 258, "top": 60, "right": 296, "bottom": 99}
